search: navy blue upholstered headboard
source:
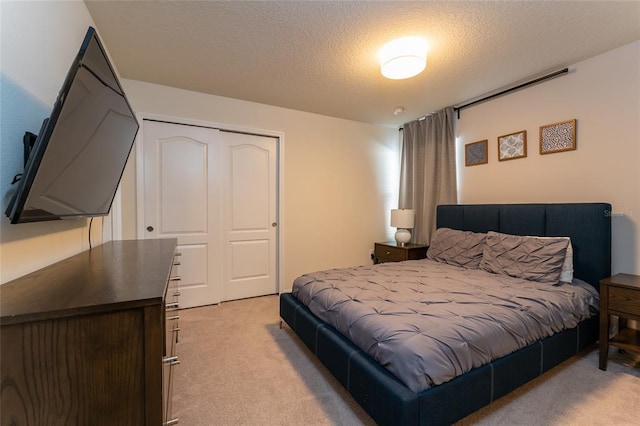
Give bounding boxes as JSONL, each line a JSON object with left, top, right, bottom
{"left": 436, "top": 203, "right": 611, "bottom": 290}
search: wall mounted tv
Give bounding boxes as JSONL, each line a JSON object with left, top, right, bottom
{"left": 5, "top": 26, "right": 139, "bottom": 224}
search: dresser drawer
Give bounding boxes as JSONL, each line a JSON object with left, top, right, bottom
{"left": 609, "top": 286, "right": 640, "bottom": 319}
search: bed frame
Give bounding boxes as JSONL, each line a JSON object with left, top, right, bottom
{"left": 280, "top": 203, "right": 611, "bottom": 425}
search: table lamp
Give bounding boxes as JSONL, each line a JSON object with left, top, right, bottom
{"left": 390, "top": 209, "right": 415, "bottom": 246}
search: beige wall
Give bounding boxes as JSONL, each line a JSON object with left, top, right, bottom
{"left": 457, "top": 41, "right": 640, "bottom": 276}
{"left": 120, "top": 80, "right": 399, "bottom": 290}
{"left": 8, "top": 1, "right": 631, "bottom": 290}
{"left": 0, "top": 1, "right": 104, "bottom": 283}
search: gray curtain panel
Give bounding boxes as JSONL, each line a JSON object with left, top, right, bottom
{"left": 399, "top": 107, "right": 457, "bottom": 244}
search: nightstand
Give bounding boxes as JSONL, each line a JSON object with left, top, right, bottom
{"left": 374, "top": 242, "right": 428, "bottom": 264}
{"left": 599, "top": 273, "right": 640, "bottom": 370}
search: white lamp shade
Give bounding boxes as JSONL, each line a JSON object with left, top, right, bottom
{"left": 379, "top": 37, "right": 427, "bottom": 80}
{"left": 390, "top": 209, "right": 415, "bottom": 229}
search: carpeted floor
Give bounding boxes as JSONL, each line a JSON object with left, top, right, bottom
{"left": 173, "top": 295, "right": 640, "bottom": 425}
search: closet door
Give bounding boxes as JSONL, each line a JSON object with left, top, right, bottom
{"left": 141, "top": 120, "right": 278, "bottom": 307}
{"left": 220, "top": 131, "right": 277, "bottom": 301}
{"left": 142, "top": 120, "right": 223, "bottom": 307}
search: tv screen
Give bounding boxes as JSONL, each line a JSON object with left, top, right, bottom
{"left": 5, "top": 26, "right": 139, "bottom": 224}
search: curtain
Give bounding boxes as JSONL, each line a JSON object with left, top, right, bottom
{"left": 399, "top": 107, "right": 457, "bottom": 244}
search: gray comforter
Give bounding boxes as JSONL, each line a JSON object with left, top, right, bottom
{"left": 292, "top": 259, "right": 599, "bottom": 393}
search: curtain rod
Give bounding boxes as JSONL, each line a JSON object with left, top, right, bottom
{"left": 398, "top": 112, "right": 433, "bottom": 130}
{"left": 453, "top": 68, "right": 569, "bottom": 119}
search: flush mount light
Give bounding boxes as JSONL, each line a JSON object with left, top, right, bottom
{"left": 379, "top": 36, "right": 428, "bottom": 80}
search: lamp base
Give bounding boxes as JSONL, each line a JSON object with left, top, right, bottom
{"left": 395, "top": 229, "right": 412, "bottom": 246}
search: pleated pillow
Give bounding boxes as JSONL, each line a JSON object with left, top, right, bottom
{"left": 480, "top": 231, "right": 569, "bottom": 284}
{"left": 427, "top": 228, "right": 487, "bottom": 269}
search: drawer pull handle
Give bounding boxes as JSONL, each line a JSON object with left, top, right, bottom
{"left": 385, "top": 251, "right": 391, "bottom": 255}
{"left": 163, "top": 355, "right": 180, "bottom": 365}
{"left": 174, "top": 252, "right": 182, "bottom": 257}
{"left": 173, "top": 291, "right": 181, "bottom": 297}
{"left": 173, "top": 261, "right": 181, "bottom": 266}
{"left": 166, "top": 302, "right": 179, "bottom": 309}
{"left": 167, "top": 315, "right": 180, "bottom": 321}
{"left": 164, "top": 418, "right": 179, "bottom": 425}
{"left": 169, "top": 276, "right": 181, "bottom": 282}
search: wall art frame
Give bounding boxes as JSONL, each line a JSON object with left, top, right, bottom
{"left": 539, "top": 119, "right": 576, "bottom": 154}
{"left": 498, "top": 130, "right": 527, "bottom": 161}
{"left": 465, "top": 140, "right": 488, "bottom": 166}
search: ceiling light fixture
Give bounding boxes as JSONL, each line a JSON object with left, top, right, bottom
{"left": 379, "top": 36, "right": 428, "bottom": 80}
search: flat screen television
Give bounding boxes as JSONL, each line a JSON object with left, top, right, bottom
{"left": 5, "top": 26, "right": 139, "bottom": 224}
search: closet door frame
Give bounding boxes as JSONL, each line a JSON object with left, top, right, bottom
{"left": 133, "top": 112, "right": 285, "bottom": 296}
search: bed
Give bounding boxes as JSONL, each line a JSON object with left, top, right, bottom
{"left": 280, "top": 203, "right": 611, "bottom": 425}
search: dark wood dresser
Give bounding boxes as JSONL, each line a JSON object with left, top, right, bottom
{"left": 0, "top": 239, "right": 180, "bottom": 426}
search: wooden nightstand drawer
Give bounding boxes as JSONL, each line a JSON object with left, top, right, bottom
{"left": 609, "top": 286, "right": 640, "bottom": 319}
{"left": 375, "top": 244, "right": 406, "bottom": 262}
{"left": 374, "top": 242, "right": 428, "bottom": 264}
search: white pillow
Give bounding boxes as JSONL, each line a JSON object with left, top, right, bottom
{"left": 560, "top": 241, "right": 574, "bottom": 283}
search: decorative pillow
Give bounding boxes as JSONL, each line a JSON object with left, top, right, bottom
{"left": 427, "top": 228, "right": 487, "bottom": 269}
{"left": 532, "top": 236, "right": 573, "bottom": 283}
{"left": 480, "top": 231, "right": 569, "bottom": 284}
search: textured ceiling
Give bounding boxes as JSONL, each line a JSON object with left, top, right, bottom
{"left": 84, "top": 1, "right": 640, "bottom": 127}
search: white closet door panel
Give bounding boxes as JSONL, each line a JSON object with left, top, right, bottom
{"left": 173, "top": 243, "right": 210, "bottom": 307}
{"left": 222, "top": 132, "right": 277, "bottom": 301}
{"left": 230, "top": 240, "right": 270, "bottom": 280}
{"left": 159, "top": 138, "right": 208, "bottom": 234}
{"left": 142, "top": 120, "right": 222, "bottom": 307}
{"left": 230, "top": 145, "right": 270, "bottom": 231}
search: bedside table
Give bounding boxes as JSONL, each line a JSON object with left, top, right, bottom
{"left": 599, "top": 273, "right": 640, "bottom": 370}
{"left": 374, "top": 242, "right": 428, "bottom": 264}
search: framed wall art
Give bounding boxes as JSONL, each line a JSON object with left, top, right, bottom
{"left": 498, "top": 130, "right": 527, "bottom": 161}
{"left": 540, "top": 119, "right": 576, "bottom": 154}
{"left": 465, "top": 140, "right": 488, "bottom": 166}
